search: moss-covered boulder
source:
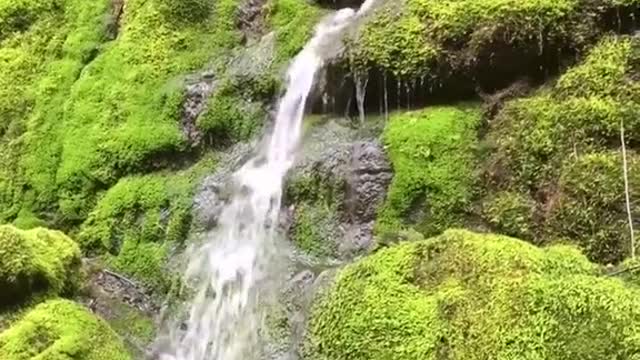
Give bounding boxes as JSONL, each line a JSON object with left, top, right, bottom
{"left": 78, "top": 159, "right": 212, "bottom": 293}
{"left": 484, "top": 36, "right": 640, "bottom": 263}
{"left": 0, "top": 299, "right": 130, "bottom": 360}
{"left": 376, "top": 105, "right": 481, "bottom": 237}
{"left": 0, "top": 225, "right": 81, "bottom": 305}
{"left": 304, "top": 229, "right": 640, "bottom": 359}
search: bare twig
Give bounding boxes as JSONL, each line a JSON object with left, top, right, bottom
{"left": 103, "top": 269, "right": 138, "bottom": 288}
{"left": 607, "top": 264, "right": 640, "bottom": 277}
{"left": 621, "top": 119, "right": 635, "bottom": 259}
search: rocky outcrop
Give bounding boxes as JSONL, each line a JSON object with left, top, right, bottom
{"left": 286, "top": 119, "right": 391, "bottom": 259}
{"left": 180, "top": 73, "right": 216, "bottom": 147}
{"left": 341, "top": 140, "right": 393, "bottom": 255}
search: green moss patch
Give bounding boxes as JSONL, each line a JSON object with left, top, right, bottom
{"left": 305, "top": 229, "right": 640, "bottom": 359}
{"left": 485, "top": 36, "right": 640, "bottom": 263}
{"left": 376, "top": 105, "right": 481, "bottom": 237}
{"left": 0, "top": 0, "right": 243, "bottom": 227}
{"left": 0, "top": 225, "right": 81, "bottom": 306}
{"left": 79, "top": 157, "right": 213, "bottom": 292}
{"left": 347, "top": 0, "right": 639, "bottom": 79}
{"left": 0, "top": 299, "right": 130, "bottom": 360}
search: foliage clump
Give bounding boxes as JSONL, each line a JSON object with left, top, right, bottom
{"left": 0, "top": 299, "right": 130, "bottom": 360}
{"left": 376, "top": 105, "right": 481, "bottom": 237}
{"left": 485, "top": 36, "right": 640, "bottom": 263}
{"left": 0, "top": 225, "right": 80, "bottom": 305}
{"left": 304, "top": 229, "right": 640, "bottom": 359}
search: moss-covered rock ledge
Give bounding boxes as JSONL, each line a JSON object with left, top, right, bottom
{"left": 304, "top": 229, "right": 640, "bottom": 359}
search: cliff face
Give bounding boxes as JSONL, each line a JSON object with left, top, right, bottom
{"left": 2, "top": 0, "right": 640, "bottom": 358}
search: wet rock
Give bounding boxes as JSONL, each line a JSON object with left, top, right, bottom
{"left": 180, "top": 75, "right": 216, "bottom": 147}
{"left": 286, "top": 120, "right": 391, "bottom": 259}
{"left": 85, "top": 265, "right": 159, "bottom": 315}
{"left": 236, "top": 0, "right": 268, "bottom": 41}
{"left": 193, "top": 142, "right": 256, "bottom": 229}
{"left": 341, "top": 140, "right": 392, "bottom": 255}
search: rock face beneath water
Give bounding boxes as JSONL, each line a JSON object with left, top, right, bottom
{"left": 286, "top": 120, "right": 391, "bottom": 259}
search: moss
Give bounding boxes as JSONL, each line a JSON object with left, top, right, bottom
{"left": 484, "top": 191, "right": 536, "bottom": 240}
{"left": 304, "top": 229, "right": 640, "bottom": 359}
{"left": 196, "top": 84, "right": 263, "bottom": 145}
{"left": 104, "top": 299, "right": 155, "bottom": 355}
{"left": 0, "top": 0, "right": 243, "bottom": 226}
{"left": 547, "top": 152, "right": 639, "bottom": 264}
{"left": 0, "top": 299, "right": 130, "bottom": 360}
{"left": 0, "top": 225, "right": 81, "bottom": 306}
{"left": 376, "top": 105, "right": 481, "bottom": 237}
{"left": 347, "top": 0, "right": 638, "bottom": 79}
{"left": 285, "top": 170, "right": 344, "bottom": 258}
{"left": 265, "top": 0, "right": 325, "bottom": 63}
{"left": 290, "top": 203, "right": 338, "bottom": 258}
{"left": 78, "top": 156, "right": 214, "bottom": 292}
{"left": 485, "top": 36, "right": 640, "bottom": 263}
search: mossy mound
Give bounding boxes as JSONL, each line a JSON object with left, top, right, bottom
{"left": 304, "top": 229, "right": 640, "bottom": 359}
{"left": 0, "top": 299, "right": 130, "bottom": 360}
{"left": 0, "top": 0, "right": 244, "bottom": 227}
{"left": 376, "top": 105, "right": 481, "bottom": 237}
{"left": 0, "top": 225, "right": 80, "bottom": 305}
{"left": 79, "top": 157, "right": 213, "bottom": 292}
{"left": 484, "top": 36, "right": 640, "bottom": 263}
{"left": 345, "top": 0, "right": 638, "bottom": 81}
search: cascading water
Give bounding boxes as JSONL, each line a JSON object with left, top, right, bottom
{"left": 159, "top": 2, "right": 375, "bottom": 359}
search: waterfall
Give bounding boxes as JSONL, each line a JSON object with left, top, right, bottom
{"left": 158, "top": 2, "right": 376, "bottom": 360}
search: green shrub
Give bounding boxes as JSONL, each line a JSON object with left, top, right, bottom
{"left": 0, "top": 299, "right": 130, "bottom": 360}
{"left": 376, "top": 105, "right": 481, "bottom": 237}
{"left": 0, "top": 225, "right": 80, "bottom": 306}
{"left": 304, "top": 229, "right": 640, "bottom": 359}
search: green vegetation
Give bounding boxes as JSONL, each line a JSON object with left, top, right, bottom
{"left": 0, "top": 0, "right": 244, "bottom": 227}
{"left": 484, "top": 191, "right": 536, "bottom": 240}
{"left": 0, "top": 299, "right": 130, "bottom": 360}
{"left": 0, "top": 225, "right": 80, "bottom": 305}
{"left": 376, "top": 105, "right": 481, "bottom": 237}
{"left": 286, "top": 172, "right": 344, "bottom": 258}
{"left": 347, "top": 0, "right": 639, "bottom": 78}
{"left": 79, "top": 157, "right": 214, "bottom": 292}
{"left": 484, "top": 36, "right": 640, "bottom": 263}
{"left": 265, "top": 0, "right": 325, "bottom": 63}
{"left": 304, "top": 229, "right": 640, "bottom": 359}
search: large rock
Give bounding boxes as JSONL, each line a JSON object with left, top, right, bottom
{"left": 286, "top": 119, "right": 391, "bottom": 259}
{"left": 304, "top": 229, "right": 640, "bottom": 359}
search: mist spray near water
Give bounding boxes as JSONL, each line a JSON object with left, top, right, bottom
{"left": 159, "top": 2, "right": 375, "bottom": 359}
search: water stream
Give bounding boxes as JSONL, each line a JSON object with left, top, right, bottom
{"left": 159, "top": 2, "right": 375, "bottom": 359}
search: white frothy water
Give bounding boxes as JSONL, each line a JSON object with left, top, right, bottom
{"left": 160, "top": 2, "right": 375, "bottom": 359}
